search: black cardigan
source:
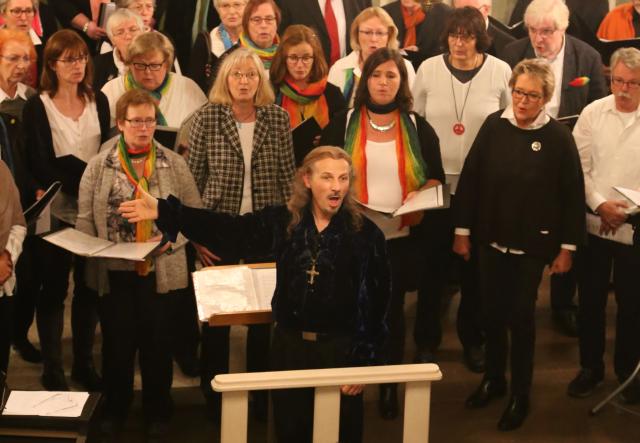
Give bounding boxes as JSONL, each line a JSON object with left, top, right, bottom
{"left": 23, "top": 91, "right": 111, "bottom": 197}
{"left": 320, "top": 108, "right": 446, "bottom": 186}
{"left": 452, "top": 111, "right": 586, "bottom": 261}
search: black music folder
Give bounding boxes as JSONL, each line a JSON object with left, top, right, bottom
{"left": 292, "top": 117, "right": 321, "bottom": 167}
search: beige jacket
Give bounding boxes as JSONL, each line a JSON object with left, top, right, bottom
{"left": 76, "top": 142, "right": 202, "bottom": 294}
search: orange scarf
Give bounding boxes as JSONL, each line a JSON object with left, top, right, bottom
{"left": 278, "top": 76, "right": 330, "bottom": 129}
{"left": 402, "top": 5, "right": 426, "bottom": 48}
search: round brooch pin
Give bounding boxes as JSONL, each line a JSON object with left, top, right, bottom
{"left": 531, "top": 141, "right": 542, "bottom": 152}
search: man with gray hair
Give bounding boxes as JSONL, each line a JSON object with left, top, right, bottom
{"left": 502, "top": 0, "right": 607, "bottom": 337}
{"left": 453, "top": 0, "right": 514, "bottom": 59}
{"left": 567, "top": 47, "right": 640, "bottom": 405}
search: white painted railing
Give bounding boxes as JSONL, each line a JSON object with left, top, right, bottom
{"left": 212, "top": 363, "right": 443, "bottom": 443}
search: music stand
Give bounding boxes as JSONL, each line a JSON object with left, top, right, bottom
{"left": 590, "top": 360, "right": 640, "bottom": 416}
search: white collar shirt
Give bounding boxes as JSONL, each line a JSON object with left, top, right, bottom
{"left": 536, "top": 35, "right": 565, "bottom": 118}
{"left": 0, "top": 82, "right": 30, "bottom": 103}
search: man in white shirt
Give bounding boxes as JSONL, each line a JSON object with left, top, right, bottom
{"left": 566, "top": 47, "right": 640, "bottom": 405}
{"left": 502, "top": 0, "right": 607, "bottom": 337}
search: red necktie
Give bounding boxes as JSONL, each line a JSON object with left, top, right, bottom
{"left": 324, "top": 0, "right": 340, "bottom": 66}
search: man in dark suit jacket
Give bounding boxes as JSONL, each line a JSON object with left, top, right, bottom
{"left": 502, "top": 0, "right": 607, "bottom": 338}
{"left": 276, "top": 0, "right": 369, "bottom": 67}
{"left": 453, "top": 0, "right": 515, "bottom": 60}
{"left": 49, "top": 0, "right": 106, "bottom": 54}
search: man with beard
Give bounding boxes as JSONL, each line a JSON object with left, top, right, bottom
{"left": 119, "top": 146, "right": 392, "bottom": 442}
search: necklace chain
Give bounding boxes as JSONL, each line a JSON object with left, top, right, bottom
{"left": 450, "top": 53, "right": 480, "bottom": 123}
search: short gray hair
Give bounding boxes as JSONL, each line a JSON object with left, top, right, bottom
{"left": 106, "top": 8, "right": 144, "bottom": 40}
{"left": 127, "top": 31, "right": 174, "bottom": 66}
{"left": 524, "top": 0, "right": 569, "bottom": 31}
{"left": 0, "top": 0, "right": 38, "bottom": 13}
{"left": 610, "top": 47, "right": 640, "bottom": 72}
{"left": 453, "top": 0, "right": 491, "bottom": 8}
{"left": 213, "top": 0, "right": 247, "bottom": 10}
{"left": 509, "top": 58, "right": 555, "bottom": 102}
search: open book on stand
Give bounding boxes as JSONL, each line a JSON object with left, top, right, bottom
{"left": 42, "top": 228, "right": 160, "bottom": 261}
{"left": 357, "top": 184, "right": 448, "bottom": 217}
{"left": 192, "top": 263, "right": 276, "bottom": 326}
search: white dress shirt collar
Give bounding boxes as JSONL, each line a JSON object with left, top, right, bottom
{"left": 501, "top": 104, "right": 551, "bottom": 130}
{"left": 0, "top": 82, "right": 30, "bottom": 103}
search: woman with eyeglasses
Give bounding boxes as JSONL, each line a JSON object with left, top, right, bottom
{"left": 328, "top": 7, "right": 416, "bottom": 108}
{"left": 410, "top": 7, "right": 511, "bottom": 376}
{"left": 23, "top": 29, "right": 111, "bottom": 391}
{"left": 237, "top": 0, "right": 280, "bottom": 75}
{"left": 188, "top": 0, "right": 247, "bottom": 94}
{"left": 270, "top": 25, "right": 345, "bottom": 162}
{"left": 76, "top": 89, "right": 201, "bottom": 441}
{"left": 187, "top": 47, "right": 295, "bottom": 419}
{"left": 321, "top": 48, "right": 444, "bottom": 422}
{"left": 0, "top": 0, "right": 57, "bottom": 87}
{"left": 102, "top": 31, "right": 207, "bottom": 128}
{"left": 92, "top": 9, "right": 143, "bottom": 90}
{"left": 116, "top": 0, "right": 154, "bottom": 31}
{"left": 452, "top": 58, "right": 584, "bottom": 431}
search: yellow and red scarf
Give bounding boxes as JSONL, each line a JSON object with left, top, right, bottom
{"left": 278, "top": 76, "right": 330, "bottom": 129}
{"left": 117, "top": 135, "right": 156, "bottom": 276}
{"left": 239, "top": 32, "right": 279, "bottom": 69}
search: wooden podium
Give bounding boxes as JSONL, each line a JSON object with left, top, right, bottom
{"left": 0, "top": 392, "right": 102, "bottom": 443}
{"left": 194, "top": 263, "right": 276, "bottom": 327}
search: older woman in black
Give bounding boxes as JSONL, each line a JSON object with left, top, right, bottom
{"left": 321, "top": 48, "right": 444, "bottom": 420}
{"left": 453, "top": 58, "right": 585, "bottom": 431}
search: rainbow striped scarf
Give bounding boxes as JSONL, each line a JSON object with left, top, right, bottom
{"left": 124, "top": 72, "right": 171, "bottom": 126}
{"left": 343, "top": 68, "right": 357, "bottom": 104}
{"left": 117, "top": 135, "right": 157, "bottom": 276}
{"left": 239, "top": 32, "right": 279, "bottom": 69}
{"left": 344, "top": 106, "right": 428, "bottom": 225}
{"left": 278, "top": 76, "right": 330, "bottom": 128}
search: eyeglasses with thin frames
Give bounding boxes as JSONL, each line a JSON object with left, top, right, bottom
{"left": 112, "top": 26, "right": 141, "bottom": 37}
{"left": 125, "top": 118, "right": 157, "bottom": 128}
{"left": 0, "top": 54, "right": 31, "bottom": 64}
{"left": 286, "top": 55, "right": 314, "bottom": 65}
{"left": 219, "top": 1, "right": 245, "bottom": 11}
{"left": 527, "top": 27, "right": 557, "bottom": 38}
{"left": 358, "top": 29, "right": 388, "bottom": 39}
{"left": 8, "top": 7, "right": 35, "bottom": 17}
{"left": 230, "top": 70, "right": 259, "bottom": 80}
{"left": 249, "top": 16, "right": 276, "bottom": 25}
{"left": 56, "top": 55, "right": 88, "bottom": 65}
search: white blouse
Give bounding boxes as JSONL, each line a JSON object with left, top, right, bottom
{"left": 237, "top": 122, "right": 255, "bottom": 215}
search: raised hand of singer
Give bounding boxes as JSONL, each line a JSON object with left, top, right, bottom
{"left": 118, "top": 186, "right": 159, "bottom": 223}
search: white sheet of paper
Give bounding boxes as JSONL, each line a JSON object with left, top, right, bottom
{"left": 614, "top": 186, "right": 640, "bottom": 206}
{"left": 393, "top": 186, "right": 443, "bottom": 216}
{"left": 43, "top": 227, "right": 112, "bottom": 256}
{"left": 252, "top": 268, "right": 277, "bottom": 311}
{"left": 95, "top": 241, "right": 160, "bottom": 261}
{"left": 585, "top": 213, "right": 633, "bottom": 245}
{"left": 2, "top": 391, "right": 89, "bottom": 417}
{"left": 192, "top": 267, "right": 257, "bottom": 321}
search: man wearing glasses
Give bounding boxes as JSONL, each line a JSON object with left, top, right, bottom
{"left": 566, "top": 47, "right": 640, "bottom": 406}
{"left": 502, "top": 0, "right": 607, "bottom": 338}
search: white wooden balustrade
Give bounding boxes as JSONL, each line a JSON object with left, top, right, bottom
{"left": 212, "top": 363, "right": 443, "bottom": 443}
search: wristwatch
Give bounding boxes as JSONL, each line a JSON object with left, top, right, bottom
{"left": 82, "top": 21, "right": 90, "bottom": 34}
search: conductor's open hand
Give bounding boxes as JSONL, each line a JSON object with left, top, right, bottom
{"left": 119, "top": 187, "right": 159, "bottom": 223}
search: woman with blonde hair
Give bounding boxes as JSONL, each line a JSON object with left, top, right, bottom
{"left": 328, "top": 6, "right": 416, "bottom": 107}
{"left": 187, "top": 46, "right": 295, "bottom": 417}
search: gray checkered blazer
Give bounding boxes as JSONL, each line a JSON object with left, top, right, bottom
{"left": 187, "top": 103, "right": 295, "bottom": 213}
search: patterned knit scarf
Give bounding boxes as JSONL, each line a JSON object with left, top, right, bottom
{"left": 278, "top": 76, "right": 330, "bottom": 129}
{"left": 344, "top": 106, "right": 428, "bottom": 225}
{"left": 239, "top": 32, "right": 279, "bottom": 69}
{"left": 219, "top": 24, "right": 235, "bottom": 50}
{"left": 401, "top": 5, "right": 426, "bottom": 48}
{"left": 117, "top": 135, "right": 157, "bottom": 276}
{"left": 124, "top": 71, "right": 171, "bottom": 126}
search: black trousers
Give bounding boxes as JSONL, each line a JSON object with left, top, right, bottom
{"left": 270, "top": 325, "right": 363, "bottom": 443}
{"left": 169, "top": 244, "right": 200, "bottom": 365}
{"left": 0, "top": 297, "right": 13, "bottom": 374}
{"left": 380, "top": 236, "right": 417, "bottom": 365}
{"left": 577, "top": 235, "right": 640, "bottom": 380}
{"left": 34, "top": 237, "right": 98, "bottom": 374}
{"left": 13, "top": 236, "right": 38, "bottom": 345}
{"left": 549, "top": 270, "right": 577, "bottom": 312}
{"left": 478, "top": 246, "right": 545, "bottom": 395}
{"left": 414, "top": 207, "right": 483, "bottom": 351}
{"left": 100, "top": 271, "right": 173, "bottom": 423}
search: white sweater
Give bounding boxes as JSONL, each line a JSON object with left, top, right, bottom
{"left": 412, "top": 54, "right": 511, "bottom": 192}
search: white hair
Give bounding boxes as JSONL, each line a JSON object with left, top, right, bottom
{"left": 453, "top": 0, "right": 491, "bottom": 7}
{"left": 611, "top": 47, "right": 640, "bottom": 72}
{"left": 106, "top": 8, "right": 144, "bottom": 40}
{"left": 0, "top": 0, "right": 38, "bottom": 12}
{"left": 524, "top": 0, "right": 569, "bottom": 31}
